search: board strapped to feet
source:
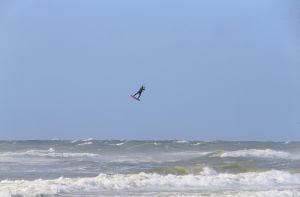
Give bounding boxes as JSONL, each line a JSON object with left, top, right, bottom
{"left": 131, "top": 95, "right": 140, "bottom": 101}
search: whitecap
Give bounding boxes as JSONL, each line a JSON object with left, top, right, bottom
{"left": 174, "top": 140, "right": 188, "bottom": 144}
{"left": 0, "top": 149, "right": 98, "bottom": 158}
{"left": 109, "top": 142, "right": 124, "bottom": 146}
{"left": 1, "top": 170, "right": 300, "bottom": 196}
{"left": 192, "top": 142, "right": 203, "bottom": 146}
{"left": 71, "top": 139, "right": 80, "bottom": 143}
{"left": 82, "top": 138, "right": 94, "bottom": 142}
{"left": 217, "top": 149, "right": 295, "bottom": 160}
{"left": 77, "top": 141, "right": 93, "bottom": 146}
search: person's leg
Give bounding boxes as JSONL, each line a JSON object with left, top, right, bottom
{"left": 137, "top": 92, "right": 141, "bottom": 99}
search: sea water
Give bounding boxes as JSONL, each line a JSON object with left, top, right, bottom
{"left": 0, "top": 140, "right": 300, "bottom": 196}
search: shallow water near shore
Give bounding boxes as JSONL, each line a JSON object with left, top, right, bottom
{"left": 1, "top": 140, "right": 300, "bottom": 196}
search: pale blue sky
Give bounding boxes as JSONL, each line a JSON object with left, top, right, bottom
{"left": 0, "top": 0, "right": 299, "bottom": 140}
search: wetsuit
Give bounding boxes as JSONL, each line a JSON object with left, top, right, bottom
{"left": 134, "top": 86, "right": 145, "bottom": 99}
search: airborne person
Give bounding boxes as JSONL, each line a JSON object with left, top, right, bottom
{"left": 132, "top": 85, "right": 145, "bottom": 100}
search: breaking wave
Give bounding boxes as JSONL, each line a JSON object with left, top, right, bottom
{"left": 82, "top": 138, "right": 94, "bottom": 142}
{"left": 149, "top": 163, "right": 260, "bottom": 175}
{"left": 70, "top": 138, "right": 94, "bottom": 144}
{"left": 174, "top": 140, "right": 189, "bottom": 143}
{"left": 157, "top": 190, "right": 300, "bottom": 197}
{"left": 212, "top": 149, "right": 297, "bottom": 160}
{"left": 148, "top": 164, "right": 206, "bottom": 175}
{"left": 1, "top": 169, "right": 300, "bottom": 197}
{"left": 0, "top": 148, "right": 98, "bottom": 158}
{"left": 77, "top": 141, "right": 93, "bottom": 146}
{"left": 192, "top": 142, "right": 203, "bottom": 146}
{"left": 109, "top": 142, "right": 125, "bottom": 146}
{"left": 71, "top": 139, "right": 80, "bottom": 143}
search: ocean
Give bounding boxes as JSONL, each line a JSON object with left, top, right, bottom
{"left": 0, "top": 140, "right": 300, "bottom": 197}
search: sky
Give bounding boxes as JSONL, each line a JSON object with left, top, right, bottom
{"left": 0, "top": 0, "right": 299, "bottom": 140}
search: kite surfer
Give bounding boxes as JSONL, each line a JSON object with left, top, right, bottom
{"left": 131, "top": 85, "right": 145, "bottom": 101}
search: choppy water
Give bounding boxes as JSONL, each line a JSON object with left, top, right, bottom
{"left": 1, "top": 140, "right": 300, "bottom": 196}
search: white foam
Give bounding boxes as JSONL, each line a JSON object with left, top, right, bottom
{"left": 71, "top": 139, "right": 93, "bottom": 144}
{"left": 235, "top": 190, "right": 300, "bottom": 197}
{"left": 82, "top": 138, "right": 94, "bottom": 142}
{"left": 218, "top": 149, "right": 296, "bottom": 160}
{"left": 0, "top": 149, "right": 98, "bottom": 158}
{"left": 109, "top": 142, "right": 124, "bottom": 146}
{"left": 192, "top": 142, "right": 203, "bottom": 146}
{"left": 144, "top": 190, "right": 300, "bottom": 197}
{"left": 174, "top": 140, "right": 189, "bottom": 143}
{"left": 71, "top": 139, "right": 80, "bottom": 143}
{"left": 77, "top": 141, "right": 93, "bottom": 146}
{"left": 1, "top": 170, "right": 300, "bottom": 196}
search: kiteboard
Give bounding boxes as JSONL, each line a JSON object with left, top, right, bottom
{"left": 131, "top": 95, "right": 140, "bottom": 101}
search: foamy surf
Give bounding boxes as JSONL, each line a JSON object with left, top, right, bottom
{"left": 109, "top": 142, "right": 124, "bottom": 146}
{"left": 0, "top": 149, "right": 98, "bottom": 158}
{"left": 82, "top": 138, "right": 94, "bottom": 142}
{"left": 217, "top": 149, "right": 296, "bottom": 160}
{"left": 77, "top": 141, "right": 93, "bottom": 146}
{"left": 174, "top": 140, "right": 189, "bottom": 143}
{"left": 1, "top": 169, "right": 300, "bottom": 197}
{"left": 1, "top": 140, "right": 300, "bottom": 196}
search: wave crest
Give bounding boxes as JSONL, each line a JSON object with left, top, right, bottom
{"left": 0, "top": 148, "right": 98, "bottom": 158}
{"left": 212, "top": 149, "right": 295, "bottom": 160}
{"left": 1, "top": 170, "right": 300, "bottom": 196}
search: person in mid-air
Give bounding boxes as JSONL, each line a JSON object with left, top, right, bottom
{"left": 133, "top": 85, "right": 145, "bottom": 99}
